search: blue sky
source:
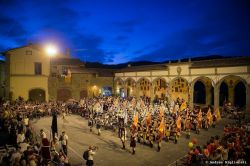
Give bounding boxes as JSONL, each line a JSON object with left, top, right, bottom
{"left": 0, "top": 0, "right": 249, "bottom": 64}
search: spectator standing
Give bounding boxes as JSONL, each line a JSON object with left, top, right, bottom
{"left": 86, "top": 146, "right": 97, "bottom": 166}
{"left": 40, "top": 129, "right": 47, "bottom": 139}
{"left": 60, "top": 131, "right": 68, "bottom": 156}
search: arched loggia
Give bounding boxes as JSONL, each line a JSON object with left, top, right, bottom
{"left": 125, "top": 78, "right": 136, "bottom": 97}
{"left": 153, "top": 78, "right": 167, "bottom": 99}
{"left": 137, "top": 78, "right": 151, "bottom": 97}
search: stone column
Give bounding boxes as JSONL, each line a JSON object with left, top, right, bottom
{"left": 246, "top": 84, "right": 250, "bottom": 116}
{"left": 189, "top": 83, "right": 194, "bottom": 110}
{"left": 124, "top": 85, "right": 127, "bottom": 98}
{"left": 228, "top": 86, "right": 234, "bottom": 105}
{"left": 206, "top": 84, "right": 212, "bottom": 106}
{"left": 214, "top": 84, "right": 220, "bottom": 110}
{"left": 136, "top": 83, "right": 140, "bottom": 99}
{"left": 150, "top": 84, "right": 155, "bottom": 102}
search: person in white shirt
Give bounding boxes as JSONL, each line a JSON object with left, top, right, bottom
{"left": 23, "top": 116, "right": 29, "bottom": 126}
{"left": 60, "top": 131, "right": 68, "bottom": 156}
{"left": 40, "top": 129, "right": 47, "bottom": 139}
{"left": 19, "top": 141, "right": 30, "bottom": 152}
{"left": 16, "top": 132, "right": 25, "bottom": 144}
{"left": 86, "top": 146, "right": 97, "bottom": 166}
{"left": 10, "top": 147, "right": 22, "bottom": 166}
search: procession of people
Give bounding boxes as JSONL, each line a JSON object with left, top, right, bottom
{"left": 0, "top": 95, "right": 249, "bottom": 165}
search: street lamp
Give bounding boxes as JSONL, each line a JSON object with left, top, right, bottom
{"left": 45, "top": 44, "right": 58, "bottom": 57}
{"left": 44, "top": 44, "right": 58, "bottom": 75}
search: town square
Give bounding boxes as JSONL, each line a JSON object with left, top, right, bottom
{"left": 0, "top": 0, "right": 249, "bottom": 166}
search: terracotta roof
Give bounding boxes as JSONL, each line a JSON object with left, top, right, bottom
{"left": 190, "top": 56, "right": 250, "bottom": 68}
{"left": 115, "top": 56, "right": 250, "bottom": 72}
{"left": 71, "top": 67, "right": 114, "bottom": 77}
{"left": 116, "top": 64, "right": 168, "bottom": 72}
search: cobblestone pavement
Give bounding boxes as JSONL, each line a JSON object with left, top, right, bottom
{"left": 32, "top": 115, "right": 232, "bottom": 166}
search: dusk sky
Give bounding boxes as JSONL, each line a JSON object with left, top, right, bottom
{"left": 0, "top": 0, "right": 249, "bottom": 64}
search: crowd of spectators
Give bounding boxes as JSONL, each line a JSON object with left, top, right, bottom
{"left": 0, "top": 99, "right": 70, "bottom": 166}
{"left": 0, "top": 96, "right": 246, "bottom": 165}
{"left": 186, "top": 120, "right": 250, "bottom": 165}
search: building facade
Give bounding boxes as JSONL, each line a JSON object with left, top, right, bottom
{"left": 3, "top": 45, "right": 50, "bottom": 101}
{"left": 1, "top": 44, "right": 114, "bottom": 101}
{"left": 1, "top": 45, "right": 249, "bottom": 114}
{"left": 114, "top": 57, "right": 250, "bottom": 113}
{"left": 0, "top": 60, "right": 6, "bottom": 99}
{"left": 48, "top": 58, "right": 114, "bottom": 101}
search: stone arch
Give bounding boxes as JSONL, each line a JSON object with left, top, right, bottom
{"left": 218, "top": 75, "right": 247, "bottom": 106}
{"left": 114, "top": 77, "right": 124, "bottom": 85}
{"left": 152, "top": 77, "right": 168, "bottom": 99}
{"left": 125, "top": 78, "right": 136, "bottom": 97}
{"left": 217, "top": 75, "right": 247, "bottom": 87}
{"left": 191, "top": 76, "right": 214, "bottom": 106}
{"left": 152, "top": 77, "right": 167, "bottom": 83}
{"left": 191, "top": 76, "right": 215, "bottom": 87}
{"left": 137, "top": 77, "right": 152, "bottom": 97}
{"left": 29, "top": 88, "right": 45, "bottom": 102}
{"left": 170, "top": 77, "right": 189, "bottom": 101}
{"left": 57, "top": 88, "right": 72, "bottom": 101}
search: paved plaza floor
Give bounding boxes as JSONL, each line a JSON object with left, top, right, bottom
{"left": 32, "top": 115, "right": 231, "bottom": 166}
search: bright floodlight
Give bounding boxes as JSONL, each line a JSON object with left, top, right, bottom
{"left": 45, "top": 44, "right": 58, "bottom": 57}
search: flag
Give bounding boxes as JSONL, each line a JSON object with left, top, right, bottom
{"left": 140, "top": 99, "right": 145, "bottom": 108}
{"left": 146, "top": 111, "right": 151, "bottom": 126}
{"left": 158, "top": 118, "right": 165, "bottom": 134}
{"left": 124, "top": 109, "right": 128, "bottom": 125}
{"left": 197, "top": 109, "right": 202, "bottom": 122}
{"left": 123, "top": 101, "right": 127, "bottom": 107}
{"left": 172, "top": 105, "right": 176, "bottom": 113}
{"left": 176, "top": 115, "right": 181, "bottom": 130}
{"left": 159, "top": 107, "right": 164, "bottom": 119}
{"left": 180, "top": 101, "right": 187, "bottom": 112}
{"left": 215, "top": 108, "right": 221, "bottom": 122}
{"left": 133, "top": 112, "right": 138, "bottom": 127}
{"left": 207, "top": 108, "right": 212, "bottom": 126}
{"left": 185, "top": 110, "right": 189, "bottom": 120}
{"left": 114, "top": 98, "right": 119, "bottom": 107}
{"left": 131, "top": 98, "right": 136, "bottom": 108}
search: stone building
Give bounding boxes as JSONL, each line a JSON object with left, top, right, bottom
{"left": 49, "top": 57, "right": 114, "bottom": 101}
{"left": 1, "top": 44, "right": 114, "bottom": 101}
{"left": 0, "top": 60, "right": 6, "bottom": 99}
{"left": 114, "top": 57, "right": 250, "bottom": 113}
{"left": 0, "top": 44, "right": 249, "bottom": 114}
{"left": 2, "top": 44, "right": 50, "bottom": 101}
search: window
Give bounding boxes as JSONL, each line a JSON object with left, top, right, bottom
{"left": 26, "top": 50, "right": 32, "bottom": 55}
{"left": 34, "top": 62, "right": 42, "bottom": 75}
